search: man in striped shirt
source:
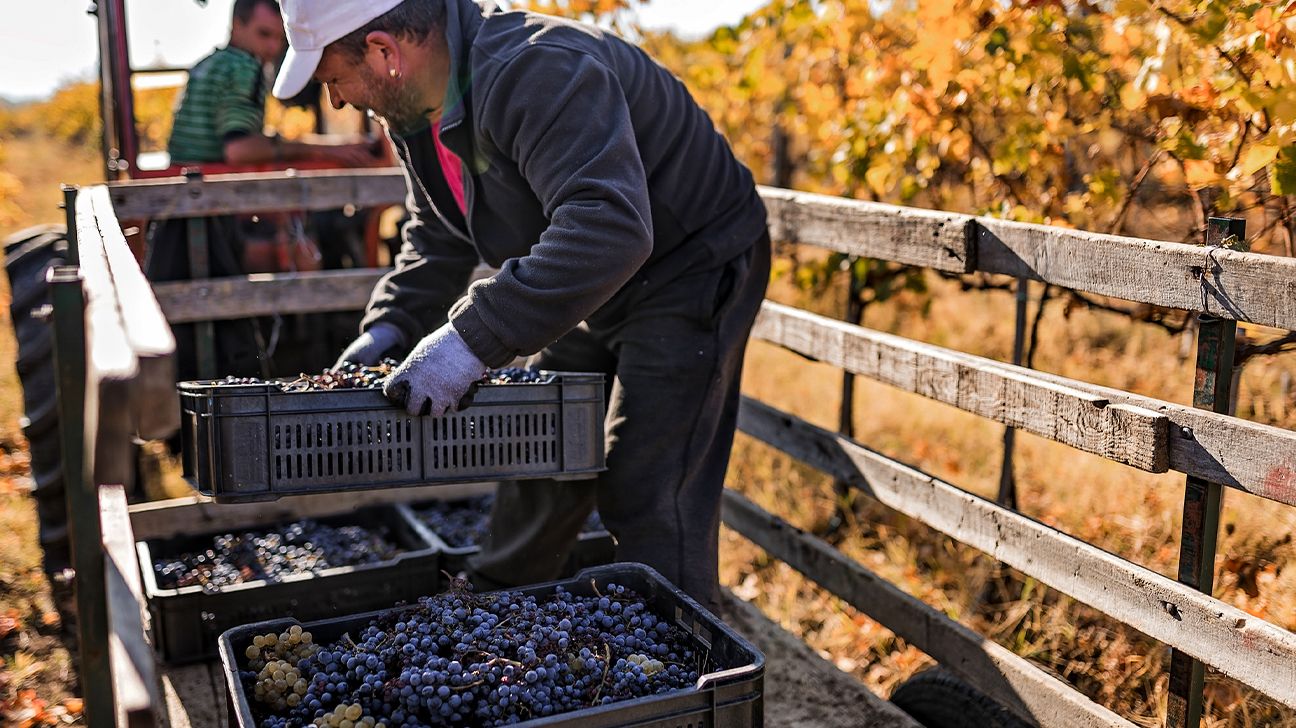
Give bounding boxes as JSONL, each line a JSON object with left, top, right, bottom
{"left": 166, "top": 0, "right": 376, "bottom": 166}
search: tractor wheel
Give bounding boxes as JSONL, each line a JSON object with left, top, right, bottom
{"left": 890, "top": 669, "right": 1034, "bottom": 728}
{"left": 4, "top": 224, "right": 70, "bottom": 575}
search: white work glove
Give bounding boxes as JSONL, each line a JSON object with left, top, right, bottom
{"left": 334, "top": 322, "right": 406, "bottom": 369}
{"left": 382, "top": 322, "right": 489, "bottom": 416}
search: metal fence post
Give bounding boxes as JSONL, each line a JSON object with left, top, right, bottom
{"left": 61, "top": 185, "right": 80, "bottom": 266}
{"left": 48, "top": 264, "right": 114, "bottom": 727}
{"left": 1166, "top": 216, "right": 1244, "bottom": 727}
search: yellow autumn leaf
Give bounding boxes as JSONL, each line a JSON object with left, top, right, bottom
{"left": 1183, "top": 159, "right": 1220, "bottom": 189}
{"left": 1237, "top": 143, "right": 1279, "bottom": 177}
{"left": 865, "top": 161, "right": 891, "bottom": 196}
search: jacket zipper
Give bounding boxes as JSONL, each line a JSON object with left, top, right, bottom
{"left": 392, "top": 131, "right": 474, "bottom": 246}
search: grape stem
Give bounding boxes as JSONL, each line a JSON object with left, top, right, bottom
{"left": 591, "top": 643, "right": 611, "bottom": 705}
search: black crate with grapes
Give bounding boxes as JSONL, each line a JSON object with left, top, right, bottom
{"left": 138, "top": 505, "right": 442, "bottom": 663}
{"left": 220, "top": 564, "right": 764, "bottom": 728}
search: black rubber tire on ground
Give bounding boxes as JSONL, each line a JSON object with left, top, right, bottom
{"left": 4, "top": 224, "right": 70, "bottom": 575}
{"left": 890, "top": 669, "right": 1034, "bottom": 728}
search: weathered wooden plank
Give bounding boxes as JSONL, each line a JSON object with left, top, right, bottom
{"left": 152, "top": 268, "right": 386, "bottom": 323}
{"left": 1034, "top": 362, "right": 1296, "bottom": 507}
{"left": 100, "top": 484, "right": 160, "bottom": 728}
{"left": 77, "top": 188, "right": 142, "bottom": 487}
{"left": 107, "top": 168, "right": 409, "bottom": 220}
{"left": 93, "top": 380, "right": 136, "bottom": 492}
{"left": 976, "top": 218, "right": 1296, "bottom": 330}
{"left": 753, "top": 302, "right": 1170, "bottom": 472}
{"left": 758, "top": 186, "right": 975, "bottom": 273}
{"left": 722, "top": 490, "right": 1135, "bottom": 728}
{"left": 161, "top": 662, "right": 228, "bottom": 728}
{"left": 128, "top": 481, "right": 495, "bottom": 541}
{"left": 152, "top": 264, "right": 497, "bottom": 324}
{"left": 88, "top": 185, "right": 179, "bottom": 441}
{"left": 75, "top": 189, "right": 137, "bottom": 383}
{"left": 736, "top": 399, "right": 1296, "bottom": 708}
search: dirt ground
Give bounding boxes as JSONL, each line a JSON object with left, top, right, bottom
{"left": 719, "top": 595, "right": 920, "bottom": 728}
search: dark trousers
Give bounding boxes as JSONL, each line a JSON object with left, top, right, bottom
{"left": 468, "top": 232, "right": 771, "bottom": 612}
{"left": 145, "top": 216, "right": 263, "bottom": 380}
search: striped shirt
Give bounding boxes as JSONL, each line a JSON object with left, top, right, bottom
{"left": 167, "top": 47, "right": 266, "bottom": 164}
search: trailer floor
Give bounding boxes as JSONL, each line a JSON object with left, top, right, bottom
{"left": 158, "top": 593, "right": 919, "bottom": 728}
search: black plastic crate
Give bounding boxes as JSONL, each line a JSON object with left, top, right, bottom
{"left": 218, "top": 563, "right": 765, "bottom": 727}
{"left": 138, "top": 504, "right": 443, "bottom": 664}
{"left": 400, "top": 496, "right": 616, "bottom": 577}
{"left": 179, "top": 372, "right": 605, "bottom": 503}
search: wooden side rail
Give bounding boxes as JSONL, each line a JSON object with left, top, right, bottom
{"left": 152, "top": 268, "right": 386, "bottom": 323}
{"left": 758, "top": 186, "right": 975, "bottom": 273}
{"left": 101, "top": 485, "right": 160, "bottom": 727}
{"left": 752, "top": 301, "right": 1296, "bottom": 507}
{"left": 107, "top": 168, "right": 409, "bottom": 220}
{"left": 721, "top": 489, "right": 1136, "bottom": 728}
{"left": 976, "top": 218, "right": 1296, "bottom": 331}
{"left": 150, "top": 264, "right": 497, "bottom": 324}
{"left": 736, "top": 398, "right": 1296, "bottom": 708}
{"left": 85, "top": 187, "right": 177, "bottom": 441}
{"left": 74, "top": 188, "right": 138, "bottom": 489}
{"left": 753, "top": 301, "right": 1170, "bottom": 472}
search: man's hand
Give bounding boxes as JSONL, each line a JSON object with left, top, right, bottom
{"left": 334, "top": 322, "right": 406, "bottom": 369}
{"left": 383, "top": 323, "right": 488, "bottom": 416}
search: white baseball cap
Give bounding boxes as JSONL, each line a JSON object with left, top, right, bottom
{"left": 272, "top": 0, "right": 406, "bottom": 99}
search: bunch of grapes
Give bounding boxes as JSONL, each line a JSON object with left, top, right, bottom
{"left": 312, "top": 702, "right": 384, "bottom": 728}
{"left": 214, "top": 363, "right": 550, "bottom": 394}
{"left": 415, "top": 496, "right": 605, "bottom": 549}
{"left": 246, "top": 626, "right": 321, "bottom": 713}
{"left": 153, "top": 519, "right": 402, "bottom": 591}
{"left": 216, "top": 375, "right": 265, "bottom": 385}
{"left": 485, "top": 368, "right": 553, "bottom": 385}
{"left": 239, "top": 580, "right": 706, "bottom": 727}
{"left": 282, "top": 359, "right": 403, "bottom": 392}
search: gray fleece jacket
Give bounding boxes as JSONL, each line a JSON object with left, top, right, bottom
{"left": 360, "top": 0, "right": 768, "bottom": 367}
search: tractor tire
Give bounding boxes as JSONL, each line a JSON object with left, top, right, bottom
{"left": 4, "top": 224, "right": 70, "bottom": 575}
{"left": 890, "top": 669, "right": 1034, "bottom": 728}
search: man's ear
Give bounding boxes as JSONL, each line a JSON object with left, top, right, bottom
{"left": 365, "top": 30, "right": 403, "bottom": 77}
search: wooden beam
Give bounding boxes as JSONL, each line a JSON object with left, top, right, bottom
{"left": 75, "top": 189, "right": 137, "bottom": 383}
{"left": 128, "top": 481, "right": 495, "bottom": 540}
{"left": 107, "top": 168, "right": 409, "bottom": 220}
{"left": 737, "top": 398, "right": 1296, "bottom": 708}
{"left": 753, "top": 302, "right": 1169, "bottom": 472}
{"left": 722, "top": 490, "right": 1135, "bottom": 728}
{"left": 77, "top": 188, "right": 142, "bottom": 486}
{"left": 88, "top": 185, "right": 178, "bottom": 441}
{"left": 759, "top": 186, "right": 975, "bottom": 273}
{"left": 976, "top": 218, "right": 1296, "bottom": 331}
{"left": 152, "top": 268, "right": 386, "bottom": 323}
{"left": 101, "top": 484, "right": 160, "bottom": 727}
{"left": 151, "top": 264, "right": 498, "bottom": 324}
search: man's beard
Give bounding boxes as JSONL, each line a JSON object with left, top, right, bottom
{"left": 358, "top": 63, "right": 431, "bottom": 134}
